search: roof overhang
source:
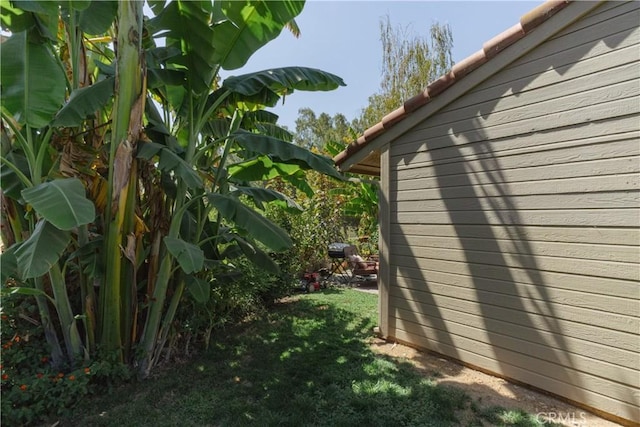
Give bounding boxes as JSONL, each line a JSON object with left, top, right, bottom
{"left": 333, "top": 0, "right": 603, "bottom": 177}
{"left": 343, "top": 149, "right": 381, "bottom": 176}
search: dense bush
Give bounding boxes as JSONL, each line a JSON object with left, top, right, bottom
{"left": 267, "top": 173, "right": 349, "bottom": 277}
{"left": 1, "top": 255, "right": 289, "bottom": 425}
{"left": 0, "top": 291, "right": 112, "bottom": 425}
{"left": 169, "top": 257, "right": 293, "bottom": 359}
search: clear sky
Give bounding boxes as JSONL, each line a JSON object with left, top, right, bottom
{"left": 223, "top": 1, "right": 539, "bottom": 130}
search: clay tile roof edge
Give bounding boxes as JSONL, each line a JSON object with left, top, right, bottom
{"left": 363, "top": 122, "right": 385, "bottom": 141}
{"left": 482, "top": 23, "right": 525, "bottom": 59}
{"left": 403, "top": 91, "right": 430, "bottom": 114}
{"left": 381, "top": 107, "right": 407, "bottom": 129}
{"left": 333, "top": 0, "right": 572, "bottom": 168}
{"left": 451, "top": 49, "right": 488, "bottom": 80}
{"left": 425, "top": 71, "right": 456, "bottom": 98}
{"left": 521, "top": 0, "right": 570, "bottom": 33}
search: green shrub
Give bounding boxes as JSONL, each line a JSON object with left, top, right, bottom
{"left": 0, "top": 291, "right": 87, "bottom": 425}
{"left": 172, "top": 257, "right": 293, "bottom": 356}
{"left": 0, "top": 291, "right": 131, "bottom": 426}
{"left": 266, "top": 174, "right": 349, "bottom": 276}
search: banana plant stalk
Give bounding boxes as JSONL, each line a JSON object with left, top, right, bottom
{"left": 49, "top": 265, "right": 84, "bottom": 360}
{"left": 32, "top": 277, "right": 66, "bottom": 367}
{"left": 99, "top": 0, "right": 145, "bottom": 359}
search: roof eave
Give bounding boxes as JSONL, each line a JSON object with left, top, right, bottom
{"left": 334, "top": 0, "right": 603, "bottom": 175}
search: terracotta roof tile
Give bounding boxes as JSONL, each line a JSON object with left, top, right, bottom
{"left": 521, "top": 0, "right": 570, "bottom": 33}
{"left": 381, "top": 107, "right": 407, "bottom": 129}
{"left": 403, "top": 91, "right": 430, "bottom": 113}
{"left": 333, "top": 135, "right": 366, "bottom": 165}
{"left": 334, "top": 0, "right": 573, "bottom": 168}
{"left": 482, "top": 23, "right": 525, "bottom": 58}
{"left": 451, "top": 49, "right": 487, "bottom": 79}
{"left": 363, "top": 122, "right": 385, "bottom": 141}
{"left": 425, "top": 71, "right": 456, "bottom": 98}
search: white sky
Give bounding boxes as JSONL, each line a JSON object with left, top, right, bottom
{"left": 227, "top": 1, "right": 539, "bottom": 130}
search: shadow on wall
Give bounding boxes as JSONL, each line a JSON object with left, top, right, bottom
{"left": 381, "top": 177, "right": 463, "bottom": 377}
{"left": 388, "top": 1, "right": 637, "bottom": 420}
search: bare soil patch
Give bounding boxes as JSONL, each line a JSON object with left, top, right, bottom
{"left": 369, "top": 338, "right": 623, "bottom": 427}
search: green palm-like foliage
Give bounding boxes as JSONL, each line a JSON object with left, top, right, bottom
{"left": 0, "top": 0, "right": 345, "bottom": 375}
{"left": 0, "top": 32, "right": 67, "bottom": 128}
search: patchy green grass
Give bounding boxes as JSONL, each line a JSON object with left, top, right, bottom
{"left": 61, "top": 289, "right": 556, "bottom": 426}
{"left": 466, "top": 404, "right": 562, "bottom": 427}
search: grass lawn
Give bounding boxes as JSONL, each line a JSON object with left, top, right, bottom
{"left": 62, "top": 289, "right": 554, "bottom": 426}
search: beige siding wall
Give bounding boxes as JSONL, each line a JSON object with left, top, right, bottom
{"left": 385, "top": 1, "right": 640, "bottom": 423}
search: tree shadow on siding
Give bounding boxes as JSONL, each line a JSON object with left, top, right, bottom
{"left": 383, "top": 173, "right": 463, "bottom": 374}
{"left": 389, "top": 2, "right": 636, "bottom": 415}
{"left": 431, "top": 121, "right": 579, "bottom": 399}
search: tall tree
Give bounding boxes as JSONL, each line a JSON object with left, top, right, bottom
{"left": 289, "top": 16, "right": 454, "bottom": 243}
{"left": 355, "top": 16, "right": 454, "bottom": 130}
{"left": 294, "top": 108, "right": 351, "bottom": 150}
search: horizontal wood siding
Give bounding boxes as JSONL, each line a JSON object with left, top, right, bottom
{"left": 385, "top": 1, "right": 640, "bottom": 423}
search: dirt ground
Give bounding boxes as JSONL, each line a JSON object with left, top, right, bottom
{"left": 349, "top": 284, "right": 625, "bottom": 426}
{"left": 369, "top": 338, "right": 624, "bottom": 427}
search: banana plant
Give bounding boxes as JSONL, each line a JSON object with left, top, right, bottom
{"left": 135, "top": 0, "right": 346, "bottom": 376}
{"left": 0, "top": 0, "right": 110, "bottom": 365}
{"left": 1, "top": 0, "right": 346, "bottom": 375}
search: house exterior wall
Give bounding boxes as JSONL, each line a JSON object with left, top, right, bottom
{"left": 382, "top": 1, "right": 639, "bottom": 423}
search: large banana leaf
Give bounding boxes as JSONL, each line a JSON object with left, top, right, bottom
{"left": 223, "top": 67, "right": 345, "bottom": 98}
{"left": 0, "top": 152, "right": 30, "bottom": 200}
{"left": 185, "top": 275, "right": 210, "bottom": 304}
{"left": 231, "top": 130, "right": 344, "bottom": 180}
{"left": 202, "top": 118, "right": 231, "bottom": 139}
{"left": 144, "top": 101, "right": 183, "bottom": 152}
{"left": 21, "top": 178, "right": 96, "bottom": 230}
{"left": 15, "top": 220, "right": 70, "bottom": 279}
{"left": 230, "top": 158, "right": 315, "bottom": 197}
{"left": 208, "top": 193, "right": 292, "bottom": 252}
{"left": 0, "top": 244, "right": 19, "bottom": 284}
{"left": 281, "top": 170, "right": 314, "bottom": 197}
{"left": 10, "top": 0, "right": 58, "bottom": 14}
{"left": 245, "top": 110, "right": 279, "bottom": 125}
{"left": 147, "top": 68, "right": 186, "bottom": 89}
{"left": 67, "top": 237, "right": 103, "bottom": 279}
{"left": 78, "top": 0, "right": 117, "bottom": 35}
{"left": 243, "top": 111, "right": 293, "bottom": 142}
{"left": 164, "top": 237, "right": 204, "bottom": 274}
{"left": 183, "top": 66, "right": 345, "bottom": 119}
{"left": 53, "top": 77, "right": 115, "bottom": 127}
{"left": 0, "top": 31, "right": 66, "bottom": 127}
{"left": 207, "top": 86, "right": 280, "bottom": 114}
{"left": 137, "top": 141, "right": 203, "bottom": 189}
{"left": 231, "top": 185, "right": 302, "bottom": 211}
{"left": 147, "top": 1, "right": 216, "bottom": 94}
{"left": 217, "top": 67, "right": 346, "bottom": 111}
{"left": 66, "top": 1, "right": 90, "bottom": 11}
{"left": 146, "top": 45, "right": 186, "bottom": 89}
{"left": 228, "top": 156, "right": 301, "bottom": 181}
{"left": 255, "top": 123, "right": 293, "bottom": 143}
{"left": 234, "top": 236, "right": 280, "bottom": 274}
{"left": 1, "top": 1, "right": 36, "bottom": 33}
{"left": 3, "top": 1, "right": 58, "bottom": 41}
{"left": 179, "top": 210, "right": 199, "bottom": 243}
{"left": 212, "top": 1, "right": 305, "bottom": 70}
{"left": 147, "top": 0, "right": 167, "bottom": 15}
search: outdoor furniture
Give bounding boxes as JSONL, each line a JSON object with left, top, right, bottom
{"left": 344, "top": 245, "right": 378, "bottom": 285}
{"left": 328, "top": 242, "right": 352, "bottom": 281}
